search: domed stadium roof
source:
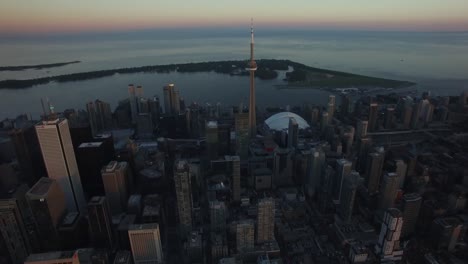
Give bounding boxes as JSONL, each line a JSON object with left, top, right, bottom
{"left": 264, "top": 112, "right": 309, "bottom": 132}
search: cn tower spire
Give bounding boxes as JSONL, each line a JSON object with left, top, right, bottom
{"left": 247, "top": 18, "right": 257, "bottom": 138}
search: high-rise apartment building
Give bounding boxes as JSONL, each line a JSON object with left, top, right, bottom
{"left": 35, "top": 118, "right": 86, "bottom": 213}
{"left": 174, "top": 160, "right": 193, "bottom": 233}
{"left": 256, "top": 197, "right": 275, "bottom": 244}
{"left": 88, "top": 196, "right": 115, "bottom": 249}
{"left": 236, "top": 220, "right": 255, "bottom": 253}
{"left": 128, "top": 224, "right": 163, "bottom": 264}
{"left": 101, "top": 161, "right": 129, "bottom": 215}
{"left": 26, "top": 177, "right": 66, "bottom": 251}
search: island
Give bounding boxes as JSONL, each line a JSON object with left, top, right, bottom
{"left": 0, "top": 59, "right": 415, "bottom": 89}
{"left": 0, "top": 61, "right": 81, "bottom": 71}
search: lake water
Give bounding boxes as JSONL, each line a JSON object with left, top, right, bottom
{"left": 1, "top": 29, "right": 467, "bottom": 119}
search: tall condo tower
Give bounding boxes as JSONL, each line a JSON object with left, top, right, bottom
{"left": 247, "top": 20, "right": 257, "bottom": 137}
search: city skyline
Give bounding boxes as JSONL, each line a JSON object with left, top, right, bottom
{"left": 1, "top": 0, "right": 468, "bottom": 34}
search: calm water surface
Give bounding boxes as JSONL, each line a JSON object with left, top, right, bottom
{"left": 0, "top": 29, "right": 467, "bottom": 119}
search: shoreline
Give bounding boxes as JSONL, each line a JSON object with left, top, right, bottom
{"left": 0, "top": 61, "right": 81, "bottom": 71}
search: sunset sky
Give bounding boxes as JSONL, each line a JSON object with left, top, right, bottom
{"left": 1, "top": 0, "right": 468, "bottom": 34}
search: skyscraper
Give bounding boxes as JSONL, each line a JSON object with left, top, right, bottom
{"left": 234, "top": 111, "right": 249, "bottom": 159}
{"left": 321, "top": 111, "right": 329, "bottom": 132}
{"left": 128, "top": 84, "right": 138, "bottom": 123}
{"left": 163, "top": 84, "right": 180, "bottom": 115}
{"left": 0, "top": 198, "right": 31, "bottom": 264}
{"left": 247, "top": 21, "right": 257, "bottom": 137}
{"left": 368, "top": 103, "right": 378, "bottom": 132}
{"left": 174, "top": 160, "right": 193, "bottom": 234}
{"left": 287, "top": 117, "right": 298, "bottom": 148}
{"left": 9, "top": 124, "right": 46, "bottom": 185}
{"left": 256, "top": 197, "right": 275, "bottom": 244}
{"left": 327, "top": 95, "right": 336, "bottom": 123}
{"left": 88, "top": 196, "right": 115, "bottom": 249}
{"left": 87, "top": 99, "right": 113, "bottom": 135}
{"left": 356, "top": 120, "right": 368, "bottom": 139}
{"left": 225, "top": 156, "right": 241, "bottom": 202}
{"left": 379, "top": 172, "right": 399, "bottom": 209}
{"left": 339, "top": 171, "right": 360, "bottom": 222}
{"left": 206, "top": 121, "right": 219, "bottom": 160}
{"left": 375, "top": 208, "right": 404, "bottom": 262}
{"left": 366, "top": 148, "right": 385, "bottom": 195}
{"left": 306, "top": 147, "right": 326, "bottom": 197}
{"left": 26, "top": 177, "right": 66, "bottom": 251}
{"left": 35, "top": 118, "right": 86, "bottom": 213}
{"left": 236, "top": 220, "right": 255, "bottom": 253}
{"left": 128, "top": 224, "right": 163, "bottom": 264}
{"left": 101, "top": 161, "right": 129, "bottom": 215}
{"left": 333, "top": 159, "right": 352, "bottom": 203}
{"left": 401, "top": 193, "right": 422, "bottom": 238}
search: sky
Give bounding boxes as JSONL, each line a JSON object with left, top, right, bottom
{"left": 1, "top": 0, "right": 468, "bottom": 34}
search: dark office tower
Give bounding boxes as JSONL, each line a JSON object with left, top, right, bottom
{"left": 174, "top": 160, "right": 193, "bottom": 234}
{"left": 210, "top": 200, "right": 226, "bottom": 232}
{"left": 35, "top": 118, "right": 86, "bottom": 213}
{"left": 320, "top": 111, "right": 329, "bottom": 132}
{"left": 225, "top": 156, "right": 241, "bottom": 202}
{"left": 402, "top": 105, "right": 413, "bottom": 129}
{"left": 217, "top": 124, "right": 231, "bottom": 156}
{"left": 356, "top": 120, "right": 368, "bottom": 139}
{"left": 273, "top": 148, "right": 294, "bottom": 187}
{"left": 88, "top": 196, "right": 115, "bottom": 249}
{"left": 136, "top": 113, "right": 153, "bottom": 138}
{"left": 306, "top": 147, "right": 326, "bottom": 197}
{"left": 357, "top": 137, "right": 372, "bottom": 173}
{"left": 101, "top": 161, "right": 129, "bottom": 215}
{"left": 88, "top": 100, "right": 113, "bottom": 135}
{"left": 411, "top": 101, "right": 422, "bottom": 129}
{"left": 379, "top": 172, "right": 399, "bottom": 209}
{"left": 206, "top": 121, "right": 219, "bottom": 160}
{"left": 9, "top": 124, "right": 46, "bottom": 185}
{"left": 368, "top": 103, "right": 378, "bottom": 132}
{"left": 235, "top": 111, "right": 249, "bottom": 159}
{"left": 128, "top": 84, "right": 137, "bottom": 123}
{"left": 401, "top": 193, "right": 422, "bottom": 238}
{"left": 430, "top": 217, "right": 463, "bottom": 252}
{"left": 310, "top": 107, "right": 320, "bottom": 124}
{"left": 339, "top": 171, "right": 360, "bottom": 222}
{"left": 333, "top": 159, "right": 352, "bottom": 203}
{"left": 148, "top": 97, "right": 161, "bottom": 127}
{"left": 179, "top": 97, "right": 186, "bottom": 112}
{"left": 163, "top": 84, "right": 180, "bottom": 115}
{"left": 287, "top": 117, "right": 298, "bottom": 148}
{"left": 341, "top": 94, "right": 351, "bottom": 116}
{"left": 393, "top": 159, "right": 407, "bottom": 188}
{"left": 26, "top": 177, "right": 66, "bottom": 251}
{"left": 0, "top": 198, "right": 31, "bottom": 263}
{"left": 384, "top": 107, "right": 395, "bottom": 129}
{"left": 138, "top": 98, "right": 149, "bottom": 113}
{"left": 257, "top": 197, "right": 275, "bottom": 244}
{"left": 365, "top": 148, "right": 385, "bottom": 194}
{"left": 327, "top": 95, "right": 336, "bottom": 123}
{"left": 77, "top": 141, "right": 113, "bottom": 197}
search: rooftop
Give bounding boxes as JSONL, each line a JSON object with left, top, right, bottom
{"left": 265, "top": 112, "right": 309, "bottom": 132}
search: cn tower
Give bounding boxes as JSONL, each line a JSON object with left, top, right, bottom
{"left": 247, "top": 19, "right": 257, "bottom": 138}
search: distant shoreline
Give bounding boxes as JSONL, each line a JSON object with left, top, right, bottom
{"left": 0, "top": 59, "right": 415, "bottom": 90}
{"left": 0, "top": 61, "right": 81, "bottom": 71}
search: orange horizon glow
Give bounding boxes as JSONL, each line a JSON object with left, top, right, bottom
{"left": 1, "top": 0, "right": 468, "bottom": 34}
